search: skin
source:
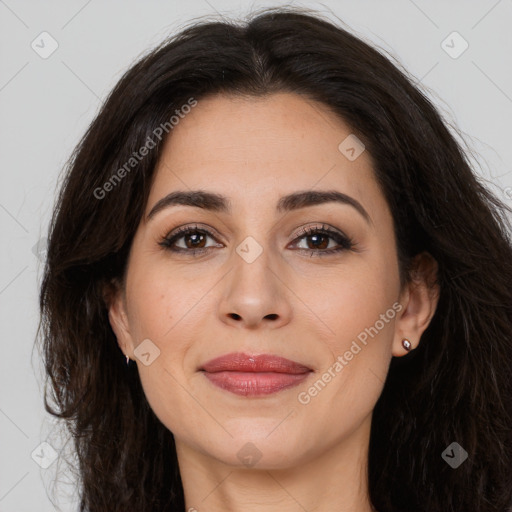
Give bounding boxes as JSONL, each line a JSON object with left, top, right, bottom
{"left": 108, "top": 92, "right": 439, "bottom": 512}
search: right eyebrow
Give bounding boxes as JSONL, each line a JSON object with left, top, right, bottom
{"left": 146, "top": 190, "right": 231, "bottom": 221}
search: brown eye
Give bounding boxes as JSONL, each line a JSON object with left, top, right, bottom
{"left": 302, "top": 232, "right": 330, "bottom": 250}
{"left": 291, "top": 224, "right": 354, "bottom": 257}
{"left": 159, "top": 225, "right": 220, "bottom": 255}
{"left": 180, "top": 232, "right": 207, "bottom": 249}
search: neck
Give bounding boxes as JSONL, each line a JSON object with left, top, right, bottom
{"left": 176, "top": 414, "right": 376, "bottom": 512}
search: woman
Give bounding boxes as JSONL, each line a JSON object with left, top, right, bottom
{"left": 37, "top": 6, "right": 512, "bottom": 512}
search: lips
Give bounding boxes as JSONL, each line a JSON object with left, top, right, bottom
{"left": 199, "top": 352, "right": 313, "bottom": 397}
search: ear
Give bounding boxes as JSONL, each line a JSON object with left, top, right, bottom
{"left": 103, "top": 278, "right": 135, "bottom": 359}
{"left": 393, "top": 252, "right": 440, "bottom": 357}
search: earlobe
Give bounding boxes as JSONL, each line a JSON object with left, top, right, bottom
{"left": 392, "top": 252, "right": 440, "bottom": 357}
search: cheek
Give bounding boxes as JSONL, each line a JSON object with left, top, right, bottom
{"left": 124, "top": 265, "right": 211, "bottom": 434}
{"left": 301, "top": 253, "right": 400, "bottom": 352}
{"left": 126, "top": 263, "right": 200, "bottom": 341}
{"left": 295, "top": 275, "right": 398, "bottom": 441}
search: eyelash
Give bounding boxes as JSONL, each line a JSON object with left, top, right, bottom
{"left": 158, "top": 223, "right": 355, "bottom": 258}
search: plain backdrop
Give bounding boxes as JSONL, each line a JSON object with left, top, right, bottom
{"left": 1, "top": 0, "right": 511, "bottom": 510}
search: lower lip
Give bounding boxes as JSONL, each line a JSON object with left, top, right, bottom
{"left": 202, "top": 371, "right": 311, "bottom": 396}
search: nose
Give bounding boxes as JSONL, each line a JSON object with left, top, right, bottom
{"left": 217, "top": 248, "right": 293, "bottom": 330}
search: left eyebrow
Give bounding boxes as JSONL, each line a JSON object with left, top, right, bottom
{"left": 146, "top": 189, "right": 372, "bottom": 225}
{"left": 276, "top": 190, "right": 371, "bottom": 224}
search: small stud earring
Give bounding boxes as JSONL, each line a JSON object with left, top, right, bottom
{"left": 402, "top": 339, "right": 412, "bottom": 351}
{"left": 125, "top": 354, "right": 130, "bottom": 365}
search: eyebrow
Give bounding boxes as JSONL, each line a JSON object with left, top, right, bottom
{"left": 146, "top": 189, "right": 371, "bottom": 224}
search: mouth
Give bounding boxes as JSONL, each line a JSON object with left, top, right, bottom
{"left": 199, "top": 352, "right": 313, "bottom": 397}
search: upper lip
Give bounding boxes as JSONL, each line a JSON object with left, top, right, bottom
{"left": 200, "top": 352, "right": 313, "bottom": 374}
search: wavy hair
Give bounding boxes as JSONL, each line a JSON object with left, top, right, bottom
{"left": 37, "top": 6, "right": 512, "bottom": 512}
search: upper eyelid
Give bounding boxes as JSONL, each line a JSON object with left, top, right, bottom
{"left": 168, "top": 223, "right": 223, "bottom": 241}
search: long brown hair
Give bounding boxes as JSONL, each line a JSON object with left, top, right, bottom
{"left": 37, "top": 6, "right": 512, "bottom": 511}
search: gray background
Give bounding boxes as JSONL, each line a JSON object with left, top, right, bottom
{"left": 1, "top": 0, "right": 511, "bottom": 510}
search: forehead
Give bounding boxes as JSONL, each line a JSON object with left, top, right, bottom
{"left": 146, "top": 92, "right": 381, "bottom": 217}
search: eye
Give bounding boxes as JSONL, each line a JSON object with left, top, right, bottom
{"left": 290, "top": 224, "right": 355, "bottom": 257}
{"left": 158, "top": 224, "right": 221, "bottom": 256}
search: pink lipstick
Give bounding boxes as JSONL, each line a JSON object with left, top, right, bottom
{"left": 199, "top": 352, "right": 313, "bottom": 397}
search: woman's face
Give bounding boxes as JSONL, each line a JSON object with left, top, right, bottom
{"left": 109, "top": 92, "right": 430, "bottom": 470}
